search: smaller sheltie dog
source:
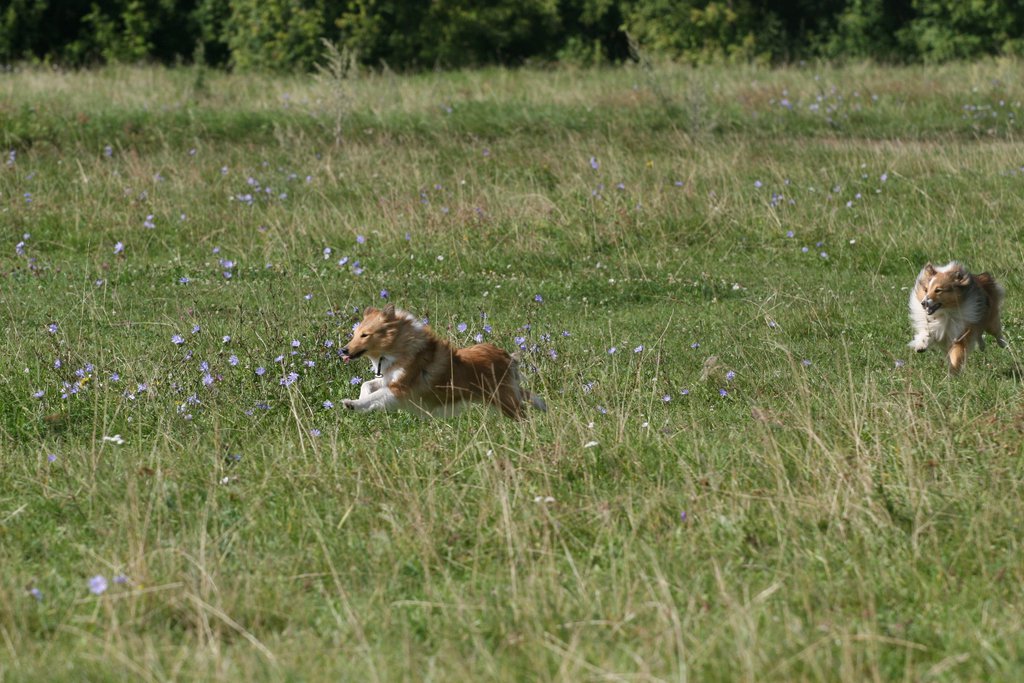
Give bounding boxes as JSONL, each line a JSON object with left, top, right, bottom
{"left": 340, "top": 304, "right": 547, "bottom": 419}
{"left": 908, "top": 261, "right": 1007, "bottom": 373}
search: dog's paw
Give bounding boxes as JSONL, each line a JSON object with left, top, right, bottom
{"left": 908, "top": 338, "right": 929, "bottom": 352}
{"left": 998, "top": 337, "right": 1009, "bottom": 348}
{"left": 342, "top": 399, "right": 357, "bottom": 411}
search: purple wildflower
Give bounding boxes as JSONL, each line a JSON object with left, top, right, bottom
{"left": 88, "top": 575, "right": 108, "bottom": 595}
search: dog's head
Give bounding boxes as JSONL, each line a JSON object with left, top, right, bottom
{"left": 341, "top": 304, "right": 401, "bottom": 360}
{"left": 919, "top": 263, "right": 970, "bottom": 315}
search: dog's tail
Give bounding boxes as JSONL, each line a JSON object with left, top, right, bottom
{"left": 510, "top": 354, "right": 547, "bottom": 413}
{"left": 976, "top": 272, "right": 1005, "bottom": 308}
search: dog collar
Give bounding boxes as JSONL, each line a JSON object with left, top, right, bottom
{"left": 373, "top": 357, "right": 384, "bottom": 378}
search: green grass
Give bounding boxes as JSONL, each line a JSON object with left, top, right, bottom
{"left": 1, "top": 60, "right": 1024, "bottom": 681}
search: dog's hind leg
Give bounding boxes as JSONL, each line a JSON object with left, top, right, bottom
{"left": 986, "top": 317, "right": 1008, "bottom": 348}
{"left": 498, "top": 388, "right": 524, "bottom": 419}
{"left": 948, "top": 330, "right": 971, "bottom": 374}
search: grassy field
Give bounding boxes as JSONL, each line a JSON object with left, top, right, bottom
{"left": 1, "top": 60, "right": 1024, "bottom": 681}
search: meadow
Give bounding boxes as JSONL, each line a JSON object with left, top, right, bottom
{"left": 1, "top": 59, "right": 1023, "bottom": 681}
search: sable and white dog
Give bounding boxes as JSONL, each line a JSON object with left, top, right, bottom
{"left": 340, "top": 304, "right": 546, "bottom": 419}
{"left": 908, "top": 261, "right": 1007, "bottom": 373}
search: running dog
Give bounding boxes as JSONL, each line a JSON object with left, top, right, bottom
{"left": 908, "top": 261, "right": 1007, "bottom": 373}
{"left": 340, "top": 304, "right": 546, "bottom": 419}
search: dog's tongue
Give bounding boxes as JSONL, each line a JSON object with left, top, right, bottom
{"left": 342, "top": 355, "right": 350, "bottom": 364}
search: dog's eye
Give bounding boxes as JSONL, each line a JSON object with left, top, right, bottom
{"left": 934, "top": 288, "right": 943, "bottom": 294}
{"left": 360, "top": 333, "right": 369, "bottom": 338}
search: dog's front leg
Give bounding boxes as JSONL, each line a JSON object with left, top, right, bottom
{"left": 359, "top": 377, "right": 386, "bottom": 400}
{"left": 908, "top": 326, "right": 930, "bottom": 352}
{"left": 343, "top": 385, "right": 399, "bottom": 412}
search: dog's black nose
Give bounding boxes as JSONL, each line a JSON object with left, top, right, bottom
{"left": 340, "top": 346, "right": 350, "bottom": 356}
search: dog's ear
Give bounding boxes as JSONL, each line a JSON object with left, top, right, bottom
{"left": 923, "top": 263, "right": 937, "bottom": 277}
{"left": 382, "top": 303, "right": 396, "bottom": 320}
{"left": 363, "top": 306, "right": 379, "bottom": 317}
{"left": 954, "top": 269, "right": 970, "bottom": 286}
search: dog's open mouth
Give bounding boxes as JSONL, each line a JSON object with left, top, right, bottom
{"left": 922, "top": 300, "right": 941, "bottom": 315}
{"left": 341, "top": 349, "right": 365, "bottom": 362}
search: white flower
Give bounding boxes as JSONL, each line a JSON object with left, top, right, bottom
{"left": 102, "top": 434, "right": 125, "bottom": 445}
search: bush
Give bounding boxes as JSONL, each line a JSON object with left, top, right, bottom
{"left": 1, "top": 0, "right": 200, "bottom": 67}
{"left": 819, "top": 0, "right": 909, "bottom": 61}
{"left": 225, "top": 0, "right": 326, "bottom": 72}
{"left": 337, "top": 0, "right": 571, "bottom": 68}
{"left": 0, "top": 0, "right": 49, "bottom": 63}
{"left": 898, "top": 0, "right": 1024, "bottom": 62}
{"left": 5, "top": 0, "right": 1024, "bottom": 70}
{"left": 622, "top": 0, "right": 780, "bottom": 64}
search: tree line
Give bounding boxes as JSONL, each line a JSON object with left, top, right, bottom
{"left": 3, "top": 1, "right": 1023, "bottom": 71}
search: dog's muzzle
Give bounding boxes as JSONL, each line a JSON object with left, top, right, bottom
{"left": 340, "top": 347, "right": 364, "bottom": 361}
{"left": 921, "top": 299, "right": 941, "bottom": 315}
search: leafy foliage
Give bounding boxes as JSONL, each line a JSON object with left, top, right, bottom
{"left": 4, "top": 0, "right": 1024, "bottom": 70}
